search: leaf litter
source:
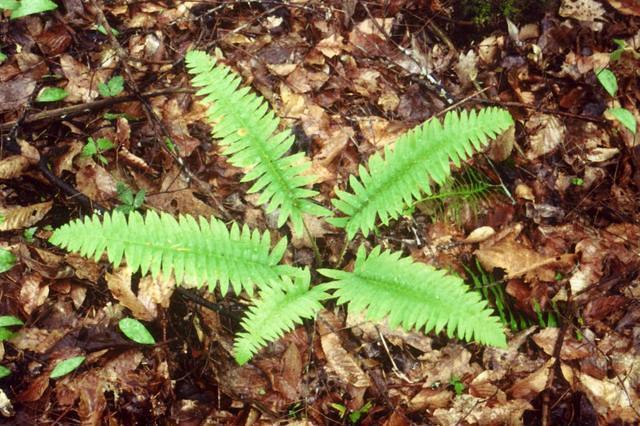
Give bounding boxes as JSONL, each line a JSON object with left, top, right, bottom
{"left": 0, "top": 0, "right": 639, "bottom": 424}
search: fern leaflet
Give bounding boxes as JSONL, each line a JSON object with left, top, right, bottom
{"left": 319, "top": 246, "right": 507, "bottom": 347}
{"left": 49, "top": 210, "right": 301, "bottom": 296}
{"left": 185, "top": 50, "right": 330, "bottom": 235}
{"left": 234, "top": 270, "right": 331, "bottom": 364}
{"left": 327, "top": 108, "right": 514, "bottom": 239}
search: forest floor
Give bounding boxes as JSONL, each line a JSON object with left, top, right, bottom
{"left": 1, "top": 0, "right": 640, "bottom": 424}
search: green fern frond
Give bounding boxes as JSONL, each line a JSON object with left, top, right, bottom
{"left": 49, "top": 210, "right": 300, "bottom": 296}
{"left": 234, "top": 270, "right": 331, "bottom": 364}
{"left": 185, "top": 50, "right": 330, "bottom": 235}
{"left": 414, "top": 168, "right": 503, "bottom": 225}
{"left": 319, "top": 246, "right": 507, "bottom": 347}
{"left": 327, "top": 108, "right": 514, "bottom": 239}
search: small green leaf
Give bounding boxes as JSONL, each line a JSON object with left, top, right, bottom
{"left": 0, "top": 0, "right": 18, "bottom": 11}
{"left": 81, "top": 138, "right": 97, "bottom": 157}
{"left": 570, "top": 177, "right": 584, "bottom": 186}
{"left": 596, "top": 68, "right": 618, "bottom": 97}
{"left": 0, "top": 328, "right": 15, "bottom": 341}
{"left": 23, "top": 227, "right": 37, "bottom": 242}
{"left": 95, "top": 24, "right": 120, "bottom": 36}
{"left": 98, "top": 75, "right": 124, "bottom": 97}
{"left": 133, "top": 189, "right": 145, "bottom": 208}
{"left": 0, "top": 213, "right": 4, "bottom": 223}
{"left": 0, "top": 365, "right": 11, "bottom": 379}
{"left": 10, "top": 0, "right": 57, "bottom": 19}
{"left": 119, "top": 318, "right": 155, "bottom": 345}
{"left": 0, "top": 248, "right": 16, "bottom": 273}
{"left": 0, "top": 51, "right": 7, "bottom": 63}
{"left": 50, "top": 356, "right": 85, "bottom": 379}
{"left": 606, "top": 107, "right": 637, "bottom": 134}
{"left": 36, "top": 87, "right": 68, "bottom": 103}
{"left": 0, "top": 316, "right": 23, "bottom": 327}
{"left": 96, "top": 137, "right": 115, "bottom": 151}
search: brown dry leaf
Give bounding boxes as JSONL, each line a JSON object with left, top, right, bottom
{"left": 454, "top": 50, "right": 478, "bottom": 88}
{"left": 117, "top": 146, "right": 156, "bottom": 176}
{"left": 140, "top": 168, "right": 217, "bottom": 217}
{"left": 487, "top": 125, "right": 515, "bottom": 162}
{"left": 0, "top": 156, "right": 30, "bottom": 179}
{"left": 0, "top": 388, "right": 13, "bottom": 417}
{"left": 55, "top": 350, "right": 145, "bottom": 425}
{"left": 410, "top": 344, "right": 478, "bottom": 386}
{"left": 464, "top": 226, "right": 496, "bottom": 243}
{"left": 408, "top": 389, "right": 452, "bottom": 412}
{"left": 346, "top": 310, "right": 432, "bottom": 353}
{"left": 0, "top": 201, "right": 52, "bottom": 231}
{"left": 16, "top": 374, "right": 50, "bottom": 403}
{"left": 569, "top": 238, "right": 605, "bottom": 294}
{"left": 10, "top": 328, "right": 69, "bottom": 353}
{"left": 478, "top": 35, "right": 503, "bottom": 64}
{"left": 137, "top": 273, "right": 175, "bottom": 314}
{"left": 606, "top": 0, "right": 640, "bottom": 15}
{"left": 432, "top": 394, "right": 532, "bottom": 425}
{"left": 316, "top": 33, "right": 344, "bottom": 58}
{"left": 559, "top": 0, "right": 606, "bottom": 22}
{"left": 162, "top": 98, "right": 201, "bottom": 156}
{"left": 53, "top": 141, "right": 83, "bottom": 176}
{"left": 106, "top": 266, "right": 155, "bottom": 321}
{"left": 474, "top": 225, "right": 574, "bottom": 281}
{"left": 319, "top": 324, "right": 370, "bottom": 388}
{"left": 526, "top": 114, "right": 566, "bottom": 160}
{"left": 19, "top": 272, "right": 49, "bottom": 315}
{"left": 65, "top": 253, "right": 102, "bottom": 282}
{"left": 285, "top": 66, "right": 329, "bottom": 93}
{"left": 357, "top": 117, "right": 410, "bottom": 148}
{"left": 561, "top": 363, "right": 640, "bottom": 422}
{"left": 60, "top": 54, "right": 110, "bottom": 102}
{"left": 70, "top": 285, "right": 87, "bottom": 310}
{"left": 532, "top": 328, "right": 591, "bottom": 360}
{"left": 0, "top": 76, "right": 37, "bottom": 112}
{"left": 75, "top": 159, "right": 118, "bottom": 203}
{"left": 509, "top": 358, "right": 554, "bottom": 400}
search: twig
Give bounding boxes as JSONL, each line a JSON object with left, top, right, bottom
{"left": 0, "top": 88, "right": 194, "bottom": 132}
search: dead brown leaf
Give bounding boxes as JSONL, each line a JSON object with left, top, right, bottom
{"left": 526, "top": 114, "right": 566, "bottom": 160}
{"left": 433, "top": 394, "right": 532, "bottom": 425}
{"left": 0, "top": 156, "right": 30, "bottom": 179}
{"left": 75, "top": 159, "right": 118, "bottom": 203}
{"left": 106, "top": 266, "right": 155, "bottom": 321}
{"left": 10, "top": 328, "right": 69, "bottom": 353}
{"left": 319, "top": 320, "right": 370, "bottom": 389}
{"left": 532, "top": 328, "right": 591, "bottom": 360}
{"left": 60, "top": 54, "right": 110, "bottom": 103}
{"left": 509, "top": 358, "right": 555, "bottom": 400}
{"left": 19, "top": 272, "right": 49, "bottom": 315}
{"left": 0, "top": 201, "right": 52, "bottom": 231}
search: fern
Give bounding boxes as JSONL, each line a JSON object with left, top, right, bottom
{"left": 327, "top": 108, "right": 514, "bottom": 239}
{"left": 234, "top": 270, "right": 331, "bottom": 364}
{"left": 319, "top": 246, "right": 507, "bottom": 347}
{"left": 49, "top": 210, "right": 300, "bottom": 296}
{"left": 412, "top": 168, "right": 503, "bottom": 225}
{"left": 185, "top": 51, "right": 330, "bottom": 235}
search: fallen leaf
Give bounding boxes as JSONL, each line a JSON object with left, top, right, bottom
{"left": 19, "top": 272, "right": 49, "bottom": 315}
{"left": 0, "top": 155, "right": 30, "bottom": 179}
{"left": 606, "top": 0, "right": 640, "bottom": 15}
{"left": 526, "top": 114, "right": 566, "bottom": 160}
{"left": 433, "top": 394, "right": 532, "bottom": 425}
{"left": 60, "top": 54, "right": 110, "bottom": 103}
{"left": 532, "top": 328, "right": 591, "bottom": 360}
{"left": 319, "top": 323, "right": 370, "bottom": 388}
{"left": 559, "top": 0, "right": 606, "bottom": 22}
{"left": 0, "top": 201, "right": 52, "bottom": 231}
{"left": 316, "top": 33, "right": 344, "bottom": 58}
{"left": 10, "top": 328, "right": 69, "bottom": 353}
{"left": 75, "top": 159, "right": 118, "bottom": 203}
{"left": 562, "top": 363, "right": 640, "bottom": 422}
{"left": 510, "top": 358, "right": 555, "bottom": 399}
{"left": 106, "top": 267, "right": 155, "bottom": 321}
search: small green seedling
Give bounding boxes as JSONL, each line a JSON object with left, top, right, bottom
{"left": 0, "top": 365, "right": 11, "bottom": 379}
{"left": 0, "top": 0, "right": 58, "bottom": 19}
{"left": 23, "top": 227, "right": 37, "bottom": 242}
{"left": 36, "top": 87, "right": 68, "bottom": 103}
{"left": 0, "top": 51, "right": 7, "bottom": 63}
{"left": 596, "top": 68, "right": 637, "bottom": 135}
{"left": 0, "top": 248, "right": 16, "bottom": 273}
{"left": 450, "top": 375, "right": 466, "bottom": 396}
{"left": 116, "top": 183, "right": 145, "bottom": 214}
{"left": 81, "top": 137, "right": 115, "bottom": 165}
{"left": 0, "top": 315, "right": 23, "bottom": 342}
{"left": 98, "top": 75, "right": 124, "bottom": 97}
{"left": 119, "top": 318, "right": 155, "bottom": 345}
{"left": 94, "top": 24, "right": 120, "bottom": 36}
{"left": 50, "top": 356, "right": 85, "bottom": 379}
{"left": 570, "top": 177, "right": 584, "bottom": 186}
